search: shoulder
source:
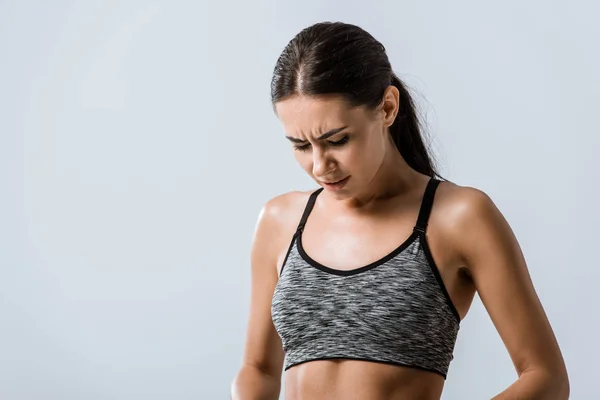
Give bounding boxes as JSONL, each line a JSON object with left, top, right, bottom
{"left": 260, "top": 189, "right": 315, "bottom": 227}
{"left": 435, "top": 180, "right": 511, "bottom": 268}
{"left": 252, "top": 189, "right": 316, "bottom": 274}
{"left": 434, "top": 180, "right": 496, "bottom": 225}
{"left": 253, "top": 189, "right": 316, "bottom": 244}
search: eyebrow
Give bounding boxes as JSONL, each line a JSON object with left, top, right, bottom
{"left": 285, "top": 126, "right": 348, "bottom": 143}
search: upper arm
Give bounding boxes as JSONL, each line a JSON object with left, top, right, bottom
{"left": 239, "top": 194, "right": 292, "bottom": 378}
{"left": 451, "top": 187, "right": 567, "bottom": 379}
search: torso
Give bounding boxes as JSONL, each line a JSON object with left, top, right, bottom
{"left": 272, "top": 178, "right": 477, "bottom": 400}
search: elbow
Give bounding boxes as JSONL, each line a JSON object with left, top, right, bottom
{"left": 539, "top": 367, "right": 570, "bottom": 400}
{"left": 230, "top": 365, "right": 282, "bottom": 400}
{"left": 555, "top": 371, "right": 570, "bottom": 400}
{"left": 518, "top": 365, "right": 570, "bottom": 400}
{"left": 548, "top": 363, "right": 570, "bottom": 400}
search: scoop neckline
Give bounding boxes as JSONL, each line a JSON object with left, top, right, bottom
{"left": 296, "top": 229, "right": 421, "bottom": 277}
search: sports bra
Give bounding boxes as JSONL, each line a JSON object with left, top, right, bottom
{"left": 270, "top": 177, "right": 460, "bottom": 379}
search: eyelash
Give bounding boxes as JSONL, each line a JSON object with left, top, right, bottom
{"left": 293, "top": 136, "right": 350, "bottom": 152}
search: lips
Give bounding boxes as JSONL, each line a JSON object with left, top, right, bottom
{"left": 323, "top": 177, "right": 347, "bottom": 184}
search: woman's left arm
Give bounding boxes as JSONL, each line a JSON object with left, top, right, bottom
{"left": 451, "top": 187, "right": 569, "bottom": 400}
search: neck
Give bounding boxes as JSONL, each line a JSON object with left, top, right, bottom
{"left": 332, "top": 141, "right": 429, "bottom": 211}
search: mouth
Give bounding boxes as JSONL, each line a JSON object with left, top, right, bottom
{"left": 323, "top": 178, "right": 345, "bottom": 184}
{"left": 321, "top": 176, "right": 350, "bottom": 189}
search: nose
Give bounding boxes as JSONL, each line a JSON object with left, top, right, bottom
{"left": 312, "top": 147, "right": 334, "bottom": 178}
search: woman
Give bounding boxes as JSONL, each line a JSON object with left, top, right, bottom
{"left": 231, "top": 21, "right": 569, "bottom": 400}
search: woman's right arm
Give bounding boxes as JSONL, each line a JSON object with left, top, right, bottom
{"left": 230, "top": 197, "right": 288, "bottom": 400}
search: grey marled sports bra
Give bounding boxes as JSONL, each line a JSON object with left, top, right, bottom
{"left": 271, "top": 177, "right": 460, "bottom": 379}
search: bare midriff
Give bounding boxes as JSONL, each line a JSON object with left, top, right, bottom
{"left": 283, "top": 359, "right": 445, "bottom": 400}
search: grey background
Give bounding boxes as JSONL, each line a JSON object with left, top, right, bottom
{"left": 1, "top": 1, "right": 598, "bottom": 399}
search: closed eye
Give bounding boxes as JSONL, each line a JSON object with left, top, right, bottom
{"left": 293, "top": 135, "right": 350, "bottom": 152}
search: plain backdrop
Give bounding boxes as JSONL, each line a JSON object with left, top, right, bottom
{"left": 1, "top": 1, "right": 598, "bottom": 399}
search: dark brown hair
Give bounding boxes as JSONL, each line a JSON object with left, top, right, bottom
{"left": 270, "top": 21, "right": 443, "bottom": 179}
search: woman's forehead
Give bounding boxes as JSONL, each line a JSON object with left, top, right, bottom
{"left": 275, "top": 95, "right": 365, "bottom": 136}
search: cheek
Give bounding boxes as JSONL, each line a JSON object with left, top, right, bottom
{"left": 344, "top": 145, "right": 364, "bottom": 166}
{"left": 357, "top": 134, "right": 386, "bottom": 169}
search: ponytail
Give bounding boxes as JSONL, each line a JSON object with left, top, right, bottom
{"left": 389, "top": 75, "right": 442, "bottom": 179}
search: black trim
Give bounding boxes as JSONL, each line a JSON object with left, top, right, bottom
{"left": 297, "top": 231, "right": 420, "bottom": 276}
{"left": 417, "top": 231, "right": 462, "bottom": 323}
{"left": 284, "top": 356, "right": 447, "bottom": 379}
{"left": 414, "top": 177, "right": 440, "bottom": 234}
{"left": 277, "top": 231, "right": 298, "bottom": 278}
{"left": 296, "top": 187, "right": 324, "bottom": 233}
{"left": 413, "top": 225, "right": 426, "bottom": 234}
{"left": 414, "top": 177, "right": 461, "bottom": 322}
{"left": 296, "top": 177, "right": 439, "bottom": 277}
{"left": 278, "top": 187, "right": 325, "bottom": 278}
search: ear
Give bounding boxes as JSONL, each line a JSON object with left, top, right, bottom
{"left": 381, "top": 85, "right": 400, "bottom": 128}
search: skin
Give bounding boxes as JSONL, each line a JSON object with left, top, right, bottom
{"left": 231, "top": 86, "right": 569, "bottom": 400}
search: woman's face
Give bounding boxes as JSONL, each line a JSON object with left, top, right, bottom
{"left": 274, "top": 90, "right": 398, "bottom": 196}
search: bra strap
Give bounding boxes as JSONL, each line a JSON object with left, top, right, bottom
{"left": 296, "top": 187, "right": 324, "bottom": 233}
{"left": 413, "top": 177, "right": 441, "bottom": 235}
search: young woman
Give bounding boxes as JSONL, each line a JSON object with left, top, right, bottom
{"left": 231, "top": 21, "right": 569, "bottom": 400}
